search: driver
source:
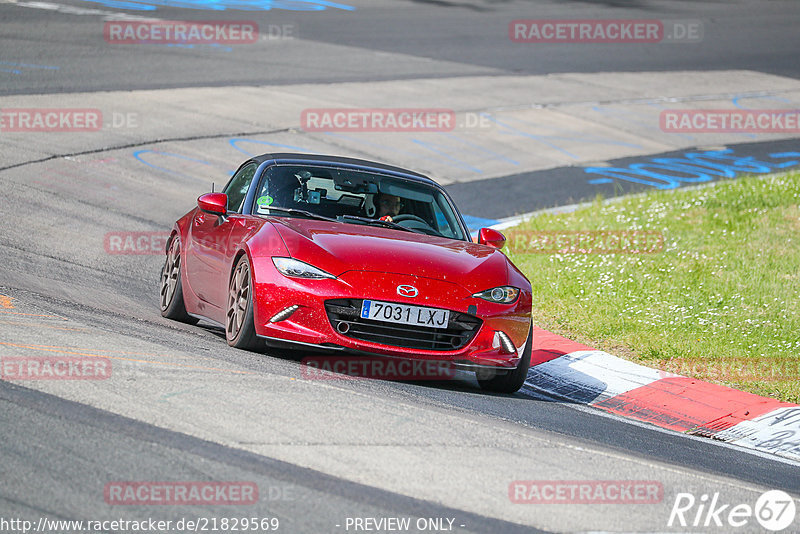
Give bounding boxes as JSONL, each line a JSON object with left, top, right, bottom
{"left": 375, "top": 193, "right": 403, "bottom": 222}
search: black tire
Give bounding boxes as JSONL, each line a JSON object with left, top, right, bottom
{"left": 225, "top": 255, "right": 263, "bottom": 351}
{"left": 477, "top": 323, "right": 532, "bottom": 394}
{"left": 159, "top": 235, "right": 199, "bottom": 325}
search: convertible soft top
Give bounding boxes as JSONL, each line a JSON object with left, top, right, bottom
{"left": 251, "top": 153, "right": 436, "bottom": 185}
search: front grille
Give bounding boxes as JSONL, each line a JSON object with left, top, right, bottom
{"left": 325, "top": 299, "right": 482, "bottom": 351}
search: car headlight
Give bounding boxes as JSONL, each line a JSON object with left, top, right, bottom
{"left": 272, "top": 257, "right": 336, "bottom": 279}
{"left": 472, "top": 286, "right": 520, "bottom": 304}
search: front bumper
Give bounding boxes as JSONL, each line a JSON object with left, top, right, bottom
{"left": 251, "top": 260, "right": 532, "bottom": 369}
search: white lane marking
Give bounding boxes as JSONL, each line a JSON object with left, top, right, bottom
{"left": 714, "top": 406, "right": 800, "bottom": 463}
{"left": 519, "top": 384, "right": 800, "bottom": 469}
{"left": 526, "top": 350, "right": 672, "bottom": 404}
{"left": 523, "top": 352, "right": 800, "bottom": 467}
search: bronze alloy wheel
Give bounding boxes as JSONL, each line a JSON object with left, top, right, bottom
{"left": 225, "top": 255, "right": 262, "bottom": 351}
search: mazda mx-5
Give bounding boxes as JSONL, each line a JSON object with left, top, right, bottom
{"left": 160, "top": 153, "right": 532, "bottom": 393}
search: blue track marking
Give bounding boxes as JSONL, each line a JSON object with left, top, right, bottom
{"left": 585, "top": 148, "right": 800, "bottom": 190}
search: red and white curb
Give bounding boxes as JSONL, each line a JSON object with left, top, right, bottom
{"left": 525, "top": 327, "right": 800, "bottom": 463}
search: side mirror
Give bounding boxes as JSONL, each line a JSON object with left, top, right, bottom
{"left": 197, "top": 192, "right": 228, "bottom": 216}
{"left": 477, "top": 228, "right": 506, "bottom": 249}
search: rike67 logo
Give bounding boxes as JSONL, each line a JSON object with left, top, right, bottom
{"left": 668, "top": 490, "right": 796, "bottom": 531}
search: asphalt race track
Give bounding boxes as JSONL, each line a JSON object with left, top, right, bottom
{"left": 1, "top": 1, "right": 800, "bottom": 532}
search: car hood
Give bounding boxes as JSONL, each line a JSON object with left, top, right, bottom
{"left": 269, "top": 218, "right": 510, "bottom": 292}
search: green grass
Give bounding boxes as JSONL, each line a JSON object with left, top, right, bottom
{"left": 507, "top": 171, "right": 800, "bottom": 403}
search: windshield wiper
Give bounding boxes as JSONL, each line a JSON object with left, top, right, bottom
{"left": 338, "top": 215, "right": 417, "bottom": 234}
{"left": 257, "top": 207, "right": 338, "bottom": 223}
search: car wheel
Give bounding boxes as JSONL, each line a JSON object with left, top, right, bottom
{"left": 477, "top": 323, "right": 532, "bottom": 394}
{"left": 159, "top": 235, "right": 198, "bottom": 324}
{"left": 226, "top": 255, "right": 263, "bottom": 351}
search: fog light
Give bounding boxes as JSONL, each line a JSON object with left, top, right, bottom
{"left": 270, "top": 305, "right": 299, "bottom": 323}
{"left": 494, "top": 331, "right": 516, "bottom": 354}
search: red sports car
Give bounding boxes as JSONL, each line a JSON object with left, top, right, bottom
{"left": 160, "top": 153, "right": 533, "bottom": 393}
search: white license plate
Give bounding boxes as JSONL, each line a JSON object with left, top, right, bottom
{"left": 360, "top": 300, "right": 450, "bottom": 329}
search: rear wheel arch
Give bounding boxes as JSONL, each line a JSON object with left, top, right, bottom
{"left": 159, "top": 232, "right": 199, "bottom": 325}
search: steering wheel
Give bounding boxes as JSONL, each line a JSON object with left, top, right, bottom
{"left": 391, "top": 214, "right": 429, "bottom": 225}
{"left": 390, "top": 214, "right": 439, "bottom": 235}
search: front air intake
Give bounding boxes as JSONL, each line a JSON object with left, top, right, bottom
{"left": 324, "top": 299, "right": 481, "bottom": 351}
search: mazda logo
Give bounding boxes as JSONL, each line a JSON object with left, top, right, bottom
{"left": 396, "top": 285, "right": 418, "bottom": 298}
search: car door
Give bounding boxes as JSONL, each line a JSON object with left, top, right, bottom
{"left": 186, "top": 162, "right": 257, "bottom": 314}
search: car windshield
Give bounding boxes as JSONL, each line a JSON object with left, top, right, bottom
{"left": 251, "top": 164, "right": 468, "bottom": 241}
